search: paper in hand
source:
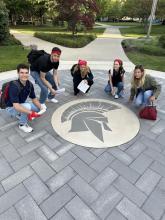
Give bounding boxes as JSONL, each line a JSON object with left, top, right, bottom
{"left": 77, "top": 80, "right": 90, "bottom": 93}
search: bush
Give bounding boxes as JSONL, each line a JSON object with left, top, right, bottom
{"left": 122, "top": 39, "right": 165, "bottom": 56}
{"left": 34, "top": 32, "right": 96, "bottom": 48}
{"left": 159, "top": 35, "right": 165, "bottom": 48}
{"left": 138, "top": 45, "right": 165, "bottom": 56}
{"left": 0, "top": 34, "right": 21, "bottom": 46}
{"left": 0, "top": 0, "right": 9, "bottom": 42}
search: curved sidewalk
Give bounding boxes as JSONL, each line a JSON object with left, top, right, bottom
{"left": 11, "top": 25, "right": 130, "bottom": 61}
{"left": 4, "top": 25, "right": 164, "bottom": 81}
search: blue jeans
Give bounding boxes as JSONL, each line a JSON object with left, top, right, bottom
{"left": 135, "top": 90, "right": 153, "bottom": 106}
{"left": 104, "top": 82, "right": 124, "bottom": 96}
{"left": 30, "top": 71, "right": 57, "bottom": 104}
{"left": 6, "top": 103, "right": 39, "bottom": 125}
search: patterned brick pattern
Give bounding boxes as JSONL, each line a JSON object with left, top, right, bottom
{"left": 0, "top": 70, "right": 165, "bottom": 219}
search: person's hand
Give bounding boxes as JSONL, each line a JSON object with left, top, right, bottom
{"left": 28, "top": 111, "right": 41, "bottom": 121}
{"left": 149, "top": 96, "right": 156, "bottom": 102}
{"left": 84, "top": 80, "right": 88, "bottom": 84}
{"left": 50, "top": 88, "right": 56, "bottom": 95}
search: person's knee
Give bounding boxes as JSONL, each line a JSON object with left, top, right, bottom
{"left": 104, "top": 84, "right": 111, "bottom": 93}
{"left": 135, "top": 99, "right": 142, "bottom": 107}
{"left": 144, "top": 90, "right": 152, "bottom": 99}
{"left": 118, "top": 82, "right": 124, "bottom": 89}
{"left": 22, "top": 103, "right": 31, "bottom": 111}
{"left": 41, "top": 86, "right": 48, "bottom": 94}
{"left": 89, "top": 80, "right": 94, "bottom": 86}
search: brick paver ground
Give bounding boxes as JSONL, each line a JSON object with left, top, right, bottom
{"left": 0, "top": 70, "right": 165, "bottom": 220}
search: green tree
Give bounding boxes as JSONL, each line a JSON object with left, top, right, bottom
{"left": 0, "top": 0, "right": 9, "bottom": 42}
{"left": 27, "top": 0, "right": 48, "bottom": 25}
{"left": 55, "top": 0, "right": 99, "bottom": 35}
{"left": 156, "top": 0, "right": 165, "bottom": 20}
{"left": 107, "top": 0, "right": 124, "bottom": 21}
{"left": 96, "top": 0, "right": 111, "bottom": 19}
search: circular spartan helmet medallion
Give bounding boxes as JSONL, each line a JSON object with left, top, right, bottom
{"left": 51, "top": 99, "right": 140, "bottom": 148}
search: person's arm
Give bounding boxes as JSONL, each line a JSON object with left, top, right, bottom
{"left": 13, "top": 103, "right": 32, "bottom": 114}
{"left": 32, "top": 98, "right": 41, "bottom": 110}
{"left": 128, "top": 87, "right": 135, "bottom": 103}
{"left": 149, "top": 76, "right": 161, "bottom": 101}
{"left": 53, "top": 69, "right": 60, "bottom": 88}
{"left": 86, "top": 68, "right": 93, "bottom": 81}
{"left": 71, "top": 64, "right": 77, "bottom": 77}
{"left": 40, "top": 71, "right": 56, "bottom": 95}
{"left": 108, "top": 70, "right": 114, "bottom": 95}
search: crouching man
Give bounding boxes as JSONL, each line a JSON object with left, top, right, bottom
{"left": 6, "top": 64, "right": 43, "bottom": 133}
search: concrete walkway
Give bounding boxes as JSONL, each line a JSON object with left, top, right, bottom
{"left": 0, "top": 25, "right": 165, "bottom": 220}
{"left": 11, "top": 25, "right": 130, "bottom": 61}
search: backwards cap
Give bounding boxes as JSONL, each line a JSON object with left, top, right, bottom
{"left": 78, "top": 59, "right": 87, "bottom": 66}
{"left": 114, "top": 59, "right": 123, "bottom": 66}
{"left": 51, "top": 47, "right": 61, "bottom": 55}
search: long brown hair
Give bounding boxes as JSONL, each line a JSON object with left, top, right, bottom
{"left": 131, "top": 65, "right": 146, "bottom": 88}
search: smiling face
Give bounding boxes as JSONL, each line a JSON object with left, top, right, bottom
{"left": 51, "top": 53, "right": 61, "bottom": 62}
{"left": 18, "top": 68, "right": 29, "bottom": 83}
{"left": 79, "top": 64, "right": 87, "bottom": 72}
{"left": 134, "top": 68, "right": 144, "bottom": 79}
{"left": 114, "top": 61, "right": 120, "bottom": 71}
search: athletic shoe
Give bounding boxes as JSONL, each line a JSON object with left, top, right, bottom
{"left": 41, "top": 103, "right": 47, "bottom": 110}
{"left": 114, "top": 94, "right": 119, "bottom": 99}
{"left": 56, "top": 88, "right": 65, "bottom": 94}
{"left": 48, "top": 98, "right": 59, "bottom": 103}
{"left": 19, "top": 124, "right": 33, "bottom": 133}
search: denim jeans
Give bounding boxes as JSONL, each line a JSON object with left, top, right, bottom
{"left": 30, "top": 71, "right": 57, "bottom": 104}
{"left": 6, "top": 103, "right": 39, "bottom": 125}
{"left": 104, "top": 82, "right": 124, "bottom": 96}
{"left": 135, "top": 90, "right": 153, "bottom": 106}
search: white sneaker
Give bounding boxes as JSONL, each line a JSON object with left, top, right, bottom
{"left": 48, "top": 98, "right": 59, "bottom": 103}
{"left": 114, "top": 94, "right": 119, "bottom": 99}
{"left": 56, "top": 88, "right": 65, "bottom": 94}
{"left": 41, "top": 103, "right": 47, "bottom": 110}
{"left": 19, "top": 124, "right": 33, "bottom": 133}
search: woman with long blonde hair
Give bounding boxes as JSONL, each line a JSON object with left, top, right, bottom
{"left": 129, "top": 65, "right": 161, "bottom": 106}
{"left": 71, "top": 60, "right": 94, "bottom": 95}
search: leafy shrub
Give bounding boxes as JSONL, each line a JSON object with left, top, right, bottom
{"left": 34, "top": 32, "right": 96, "bottom": 48}
{"left": 122, "top": 39, "right": 165, "bottom": 56}
{"left": 159, "top": 35, "right": 165, "bottom": 48}
{"left": 0, "top": 0, "right": 9, "bottom": 42}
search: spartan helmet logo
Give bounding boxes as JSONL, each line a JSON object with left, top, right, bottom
{"left": 61, "top": 101, "right": 120, "bottom": 142}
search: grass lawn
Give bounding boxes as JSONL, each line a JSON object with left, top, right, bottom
{"left": 0, "top": 45, "right": 29, "bottom": 73}
{"left": 120, "top": 24, "right": 165, "bottom": 38}
{"left": 126, "top": 51, "right": 165, "bottom": 72}
{"left": 120, "top": 24, "right": 165, "bottom": 72}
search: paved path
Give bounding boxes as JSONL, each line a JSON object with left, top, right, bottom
{"left": 0, "top": 26, "right": 165, "bottom": 220}
{"left": 11, "top": 25, "right": 129, "bottom": 61}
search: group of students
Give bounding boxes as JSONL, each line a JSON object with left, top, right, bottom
{"left": 3, "top": 47, "right": 161, "bottom": 133}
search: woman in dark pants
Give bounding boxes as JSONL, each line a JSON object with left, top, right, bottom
{"left": 71, "top": 60, "right": 94, "bottom": 95}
